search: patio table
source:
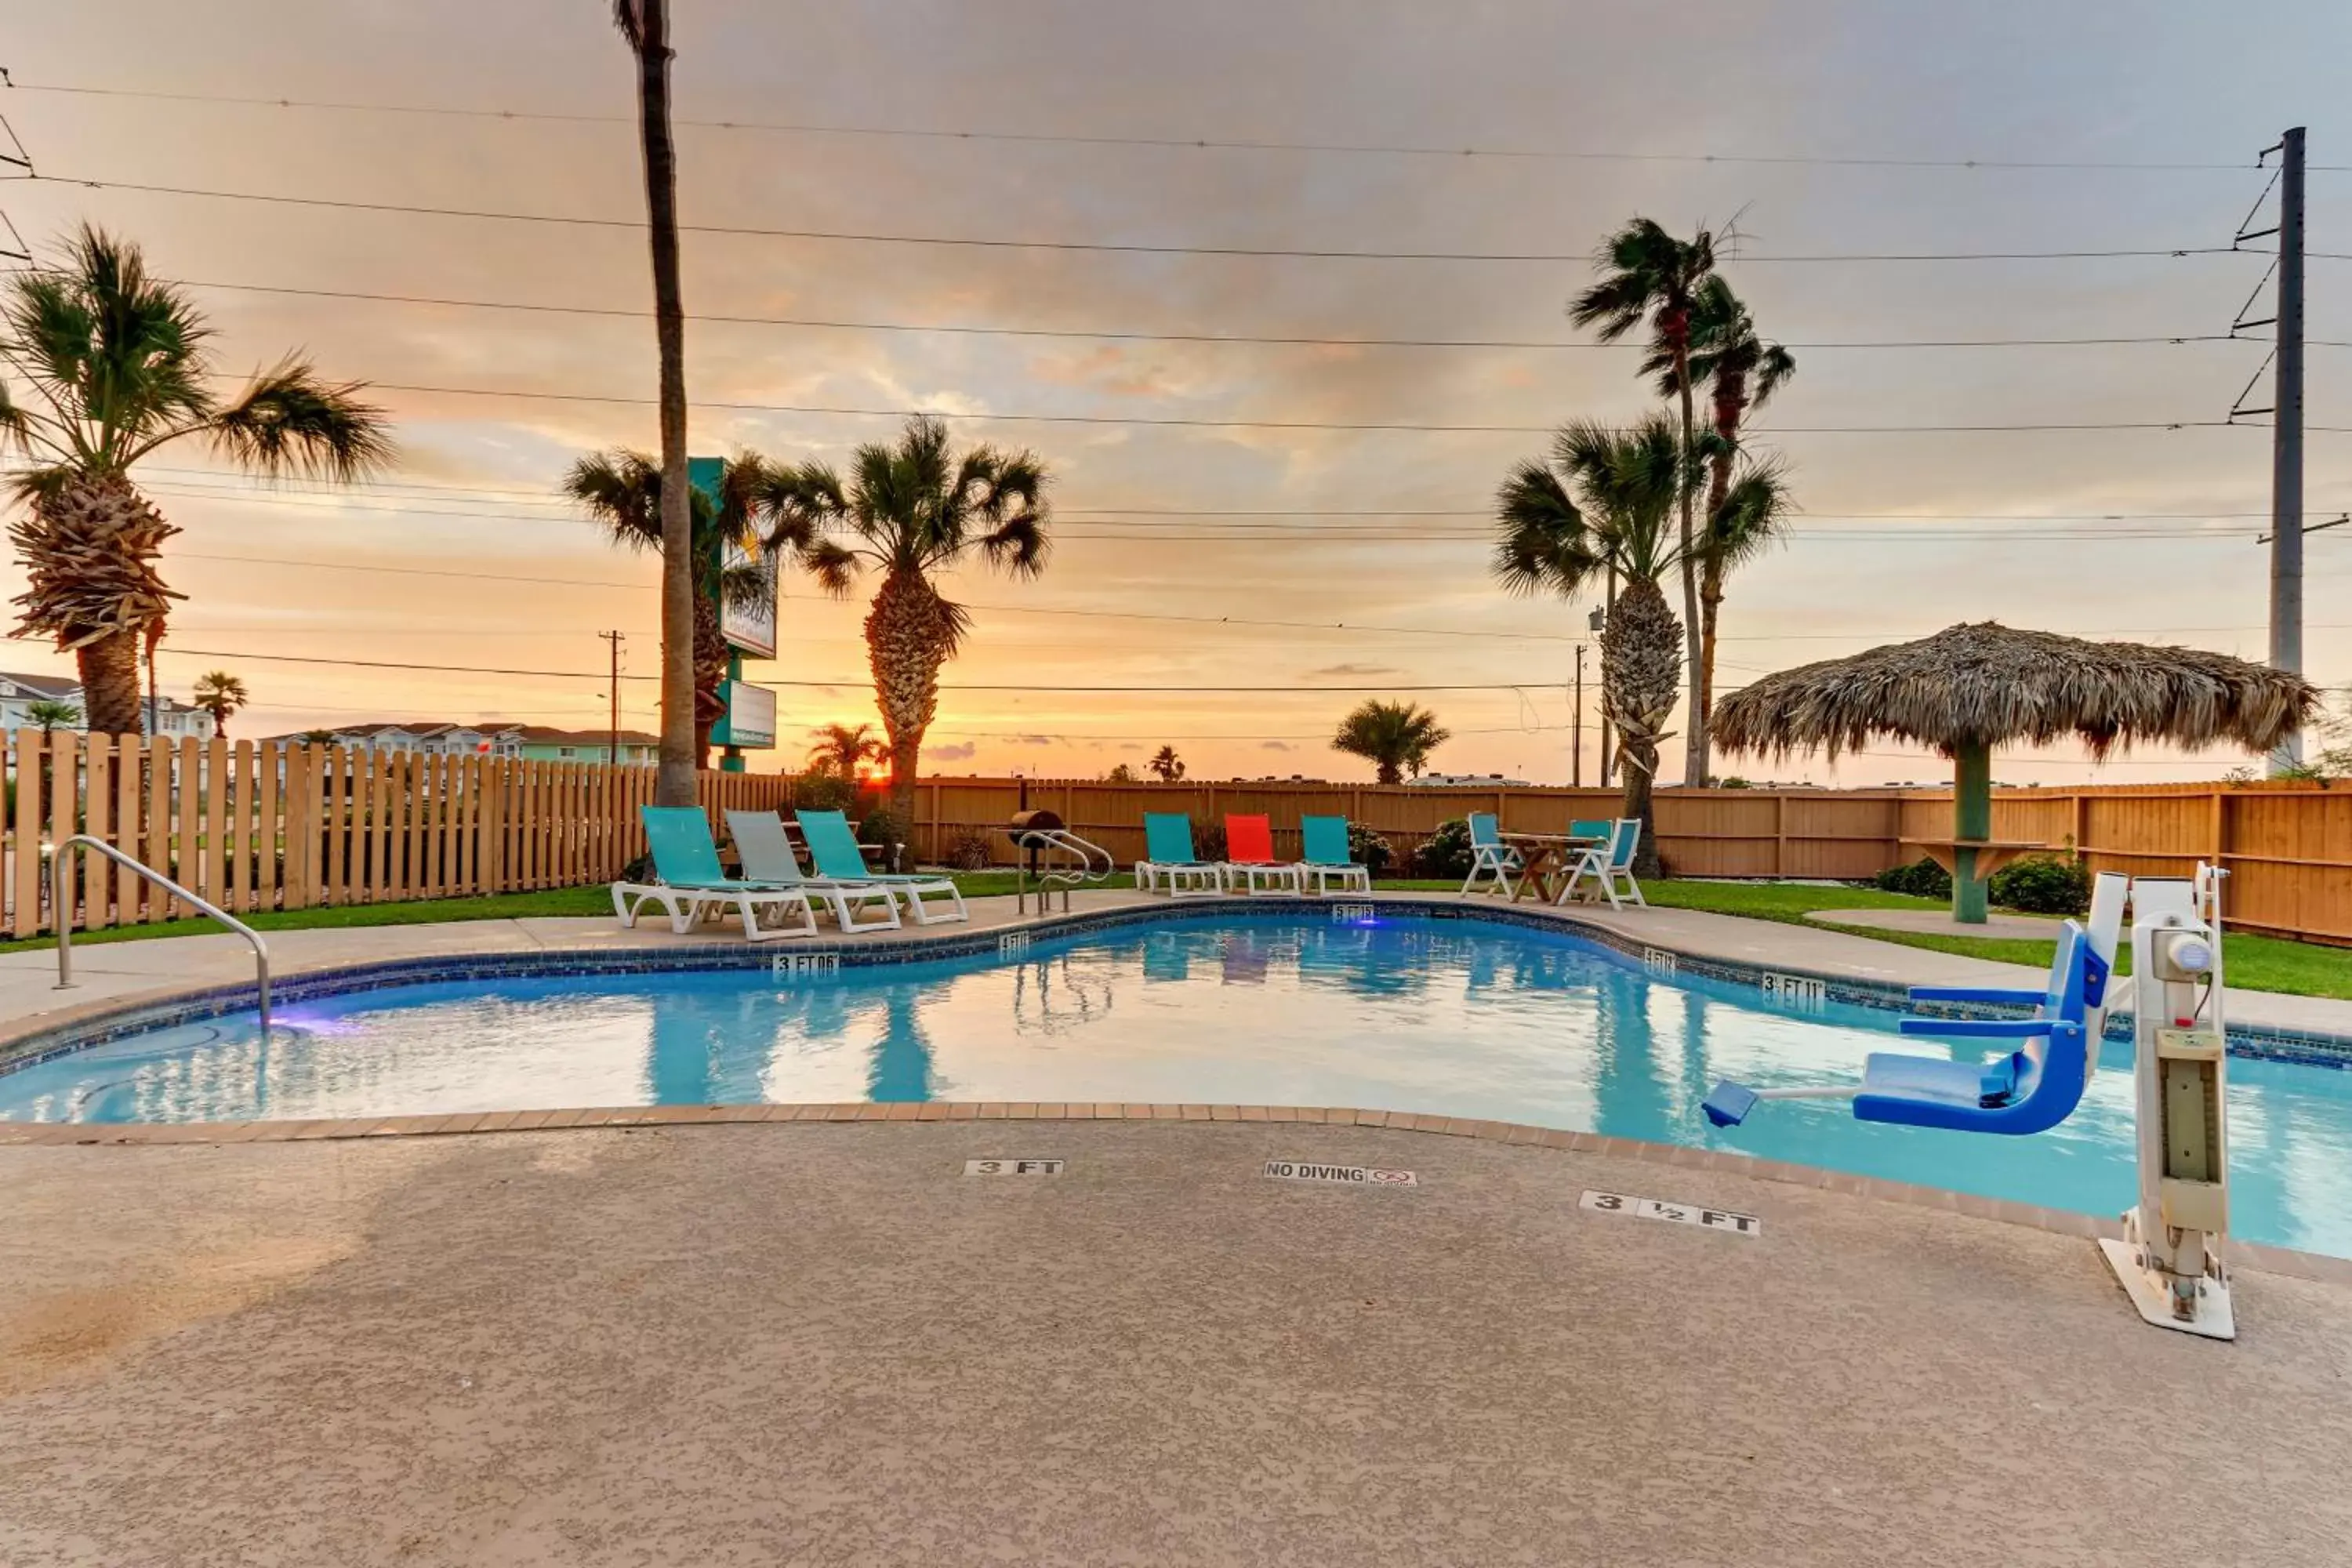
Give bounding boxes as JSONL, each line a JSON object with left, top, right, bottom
{"left": 1498, "top": 832, "right": 1607, "bottom": 905}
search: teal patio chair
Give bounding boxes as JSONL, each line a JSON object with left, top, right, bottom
{"left": 1559, "top": 818, "right": 1647, "bottom": 909}
{"left": 612, "top": 806, "right": 818, "bottom": 942}
{"left": 1461, "top": 812, "right": 1522, "bottom": 898}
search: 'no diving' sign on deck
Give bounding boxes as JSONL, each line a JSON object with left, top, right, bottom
{"left": 1264, "top": 1160, "right": 1418, "bottom": 1187}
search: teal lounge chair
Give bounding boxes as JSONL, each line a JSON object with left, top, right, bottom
{"left": 725, "top": 809, "right": 902, "bottom": 932}
{"left": 1134, "top": 812, "right": 1225, "bottom": 898}
{"left": 613, "top": 806, "right": 818, "bottom": 942}
{"left": 1298, "top": 814, "right": 1370, "bottom": 895}
{"left": 1461, "top": 812, "right": 1522, "bottom": 898}
{"left": 795, "top": 810, "right": 968, "bottom": 925}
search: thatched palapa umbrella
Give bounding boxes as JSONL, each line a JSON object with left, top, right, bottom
{"left": 1709, "top": 622, "right": 2318, "bottom": 923}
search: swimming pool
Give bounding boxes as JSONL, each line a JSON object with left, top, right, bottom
{"left": 7, "top": 912, "right": 2350, "bottom": 1256}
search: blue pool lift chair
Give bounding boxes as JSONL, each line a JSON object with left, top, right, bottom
{"left": 1701, "top": 871, "right": 2125, "bottom": 1134}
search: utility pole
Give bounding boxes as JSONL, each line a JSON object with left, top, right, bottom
{"left": 1570, "top": 644, "right": 1585, "bottom": 788}
{"left": 1595, "top": 575, "right": 1614, "bottom": 788}
{"left": 598, "top": 630, "right": 626, "bottom": 765}
{"left": 2268, "top": 126, "right": 2307, "bottom": 772}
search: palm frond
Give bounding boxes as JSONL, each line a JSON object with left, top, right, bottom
{"left": 5, "top": 225, "right": 216, "bottom": 466}
{"left": 1490, "top": 459, "right": 1592, "bottom": 597}
{"left": 201, "top": 358, "right": 394, "bottom": 480}
{"left": 798, "top": 537, "right": 862, "bottom": 597}
{"left": 563, "top": 448, "right": 667, "bottom": 552}
{"left": 1704, "top": 458, "right": 1798, "bottom": 575}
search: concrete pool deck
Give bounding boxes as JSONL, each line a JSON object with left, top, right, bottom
{"left": 9, "top": 892, "right": 2352, "bottom": 1561}
{"left": 5, "top": 1118, "right": 2352, "bottom": 1566}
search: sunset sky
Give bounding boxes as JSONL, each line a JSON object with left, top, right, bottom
{"left": 5, "top": 1, "right": 2350, "bottom": 785}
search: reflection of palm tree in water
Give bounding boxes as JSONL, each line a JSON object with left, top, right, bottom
{"left": 1591, "top": 974, "right": 1674, "bottom": 1138}
{"left": 868, "top": 986, "right": 937, "bottom": 1102}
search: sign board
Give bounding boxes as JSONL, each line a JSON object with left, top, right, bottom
{"left": 1580, "top": 1189, "right": 1760, "bottom": 1236}
{"left": 1263, "top": 1160, "right": 1418, "bottom": 1187}
{"left": 720, "top": 537, "right": 778, "bottom": 659}
{"left": 688, "top": 454, "right": 779, "bottom": 660}
{"left": 711, "top": 680, "right": 777, "bottom": 750}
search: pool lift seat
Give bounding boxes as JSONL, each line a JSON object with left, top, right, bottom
{"left": 1700, "top": 870, "right": 2127, "bottom": 1134}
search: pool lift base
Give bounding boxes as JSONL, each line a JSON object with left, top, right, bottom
{"left": 2098, "top": 1231, "right": 2234, "bottom": 1341}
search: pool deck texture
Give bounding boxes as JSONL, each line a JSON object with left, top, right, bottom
{"left": 8, "top": 890, "right": 2352, "bottom": 1563}
{"left": 7, "top": 1120, "right": 2352, "bottom": 1566}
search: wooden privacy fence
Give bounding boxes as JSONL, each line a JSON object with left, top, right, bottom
{"left": 7, "top": 737, "right": 2348, "bottom": 947}
{"left": 910, "top": 775, "right": 2352, "bottom": 946}
{"left": 2, "top": 732, "right": 790, "bottom": 938}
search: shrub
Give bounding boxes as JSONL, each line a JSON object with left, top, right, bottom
{"left": 1415, "top": 818, "right": 1475, "bottom": 880}
{"left": 1990, "top": 853, "right": 2091, "bottom": 916}
{"left": 792, "top": 768, "right": 858, "bottom": 815}
{"left": 945, "top": 826, "right": 995, "bottom": 871}
{"left": 856, "top": 806, "right": 906, "bottom": 866}
{"left": 1347, "top": 821, "right": 1394, "bottom": 878}
{"left": 1194, "top": 819, "right": 1228, "bottom": 864}
{"left": 1874, "top": 857, "right": 1954, "bottom": 899}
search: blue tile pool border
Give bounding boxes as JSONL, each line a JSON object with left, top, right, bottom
{"left": 4, "top": 895, "right": 2347, "bottom": 1085}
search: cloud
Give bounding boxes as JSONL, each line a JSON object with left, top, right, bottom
{"left": 930, "top": 741, "right": 978, "bottom": 760}
{"left": 1303, "top": 663, "right": 1399, "bottom": 679}
{"left": 1016, "top": 735, "right": 1056, "bottom": 747}
{"left": 1261, "top": 740, "right": 1292, "bottom": 750}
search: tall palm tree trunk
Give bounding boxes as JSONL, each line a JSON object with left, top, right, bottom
{"left": 1696, "top": 374, "right": 1748, "bottom": 753}
{"left": 623, "top": 0, "right": 698, "bottom": 808}
{"left": 1602, "top": 575, "right": 1681, "bottom": 878}
{"left": 866, "top": 568, "right": 956, "bottom": 828}
{"left": 1673, "top": 338, "right": 1705, "bottom": 786}
{"left": 11, "top": 474, "right": 183, "bottom": 735}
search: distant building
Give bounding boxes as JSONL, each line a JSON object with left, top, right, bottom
{"left": 268, "top": 720, "right": 660, "bottom": 765}
{"left": 1405, "top": 771, "right": 1534, "bottom": 787}
{"left": 0, "top": 671, "right": 216, "bottom": 738}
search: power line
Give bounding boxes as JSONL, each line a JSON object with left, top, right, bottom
{"left": 151, "top": 276, "right": 2248, "bottom": 353}
{"left": 140, "top": 470, "right": 2304, "bottom": 519}
{"left": 38, "top": 174, "right": 2263, "bottom": 266}
{"left": 10, "top": 81, "right": 2327, "bottom": 172}
{"left": 237, "top": 379, "right": 2264, "bottom": 436}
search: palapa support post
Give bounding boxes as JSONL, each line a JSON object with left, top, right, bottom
{"left": 1951, "top": 739, "right": 1992, "bottom": 925}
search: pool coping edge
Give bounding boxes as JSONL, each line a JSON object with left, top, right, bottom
{"left": 5, "top": 1103, "right": 2345, "bottom": 1289}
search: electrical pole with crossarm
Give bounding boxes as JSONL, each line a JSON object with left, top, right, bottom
{"left": 2267, "top": 127, "right": 2307, "bottom": 772}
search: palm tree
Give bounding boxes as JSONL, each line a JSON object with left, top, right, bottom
{"left": 612, "top": 0, "right": 696, "bottom": 808}
{"left": 24, "top": 697, "right": 79, "bottom": 735}
{"left": 1570, "top": 218, "right": 1715, "bottom": 780}
{"left": 564, "top": 450, "right": 775, "bottom": 766}
{"left": 1693, "top": 459, "right": 1798, "bottom": 758}
{"left": 191, "top": 670, "right": 248, "bottom": 739}
{"left": 1, "top": 225, "right": 392, "bottom": 735}
{"left": 1642, "top": 275, "right": 1796, "bottom": 743}
{"left": 1494, "top": 414, "right": 1695, "bottom": 874}
{"left": 807, "top": 721, "right": 889, "bottom": 784}
{"left": 1331, "top": 699, "right": 1450, "bottom": 785}
{"left": 1148, "top": 745, "right": 1185, "bottom": 782}
{"left": 761, "top": 416, "right": 1051, "bottom": 828}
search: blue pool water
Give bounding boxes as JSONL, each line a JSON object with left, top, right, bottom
{"left": 6, "top": 914, "right": 2350, "bottom": 1256}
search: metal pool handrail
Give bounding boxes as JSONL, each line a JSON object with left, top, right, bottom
{"left": 49, "top": 835, "right": 272, "bottom": 1033}
{"left": 1008, "top": 827, "right": 1114, "bottom": 913}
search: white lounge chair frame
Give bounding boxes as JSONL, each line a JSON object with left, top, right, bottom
{"left": 1460, "top": 814, "right": 1521, "bottom": 898}
{"left": 611, "top": 881, "right": 819, "bottom": 942}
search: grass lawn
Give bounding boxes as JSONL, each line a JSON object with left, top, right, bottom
{"left": 1641, "top": 879, "right": 2352, "bottom": 1002}
{"left": 5, "top": 869, "right": 2346, "bottom": 1002}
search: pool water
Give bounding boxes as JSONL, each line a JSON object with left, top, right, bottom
{"left": 7, "top": 914, "right": 2350, "bottom": 1256}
